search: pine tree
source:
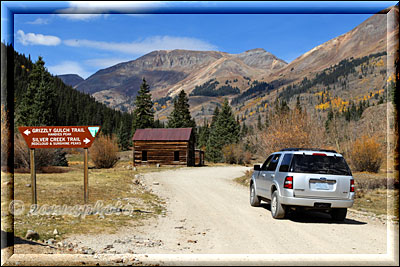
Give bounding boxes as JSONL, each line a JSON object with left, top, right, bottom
{"left": 257, "top": 114, "right": 263, "bottom": 130}
{"left": 264, "top": 112, "right": 270, "bottom": 129}
{"left": 197, "top": 119, "right": 210, "bottom": 150}
{"left": 325, "top": 108, "right": 334, "bottom": 132}
{"left": 210, "top": 106, "right": 220, "bottom": 128}
{"left": 153, "top": 119, "right": 165, "bottom": 128}
{"left": 248, "top": 124, "right": 254, "bottom": 135}
{"left": 117, "top": 112, "right": 133, "bottom": 151}
{"left": 280, "top": 99, "right": 290, "bottom": 113}
{"left": 206, "top": 99, "right": 240, "bottom": 162}
{"left": 206, "top": 106, "right": 221, "bottom": 162}
{"left": 132, "top": 78, "right": 154, "bottom": 132}
{"left": 167, "top": 90, "right": 196, "bottom": 129}
{"left": 296, "top": 96, "right": 302, "bottom": 111}
{"left": 236, "top": 115, "right": 241, "bottom": 134}
{"left": 17, "top": 56, "right": 56, "bottom": 126}
{"left": 241, "top": 121, "right": 248, "bottom": 137}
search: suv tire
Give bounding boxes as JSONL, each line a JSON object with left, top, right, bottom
{"left": 330, "top": 208, "right": 347, "bottom": 221}
{"left": 250, "top": 183, "right": 261, "bottom": 207}
{"left": 271, "top": 191, "right": 286, "bottom": 219}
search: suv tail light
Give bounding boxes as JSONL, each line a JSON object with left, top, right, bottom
{"left": 312, "top": 153, "right": 326, "bottom": 156}
{"left": 350, "top": 179, "right": 355, "bottom": 192}
{"left": 284, "top": 176, "right": 293, "bottom": 189}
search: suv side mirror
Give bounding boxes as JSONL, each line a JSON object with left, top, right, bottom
{"left": 254, "top": 165, "right": 261, "bottom": 171}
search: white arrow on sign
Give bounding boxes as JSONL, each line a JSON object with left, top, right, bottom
{"left": 24, "top": 129, "right": 31, "bottom": 136}
{"left": 83, "top": 138, "right": 91, "bottom": 144}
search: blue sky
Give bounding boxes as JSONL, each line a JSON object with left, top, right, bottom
{"left": 3, "top": 1, "right": 397, "bottom": 79}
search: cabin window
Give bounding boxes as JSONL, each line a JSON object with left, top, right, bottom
{"left": 174, "top": 151, "right": 179, "bottom": 161}
{"left": 142, "top": 151, "right": 147, "bottom": 162}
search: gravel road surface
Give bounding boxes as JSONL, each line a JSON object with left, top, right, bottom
{"left": 64, "top": 166, "right": 393, "bottom": 255}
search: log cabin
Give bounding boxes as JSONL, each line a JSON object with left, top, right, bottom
{"left": 132, "top": 128, "right": 196, "bottom": 166}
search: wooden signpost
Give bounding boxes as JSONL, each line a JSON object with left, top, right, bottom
{"left": 18, "top": 126, "right": 100, "bottom": 204}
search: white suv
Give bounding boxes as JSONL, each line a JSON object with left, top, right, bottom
{"left": 250, "top": 148, "right": 355, "bottom": 221}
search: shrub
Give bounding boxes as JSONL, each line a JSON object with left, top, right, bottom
{"left": 258, "top": 108, "right": 325, "bottom": 158}
{"left": 14, "top": 133, "right": 68, "bottom": 171}
{"left": 222, "top": 144, "right": 237, "bottom": 164}
{"left": 222, "top": 143, "right": 251, "bottom": 165}
{"left": 243, "top": 150, "right": 252, "bottom": 165}
{"left": 89, "top": 134, "right": 119, "bottom": 168}
{"left": 349, "top": 135, "right": 383, "bottom": 173}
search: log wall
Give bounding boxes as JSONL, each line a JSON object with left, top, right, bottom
{"left": 133, "top": 141, "right": 191, "bottom": 166}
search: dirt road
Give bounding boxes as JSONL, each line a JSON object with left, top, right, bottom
{"left": 65, "top": 166, "right": 394, "bottom": 256}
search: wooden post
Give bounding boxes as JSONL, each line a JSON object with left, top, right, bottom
{"left": 30, "top": 148, "right": 37, "bottom": 205}
{"left": 133, "top": 142, "right": 135, "bottom": 167}
{"left": 84, "top": 148, "right": 88, "bottom": 204}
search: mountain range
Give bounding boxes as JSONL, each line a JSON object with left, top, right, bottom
{"left": 58, "top": 7, "right": 398, "bottom": 124}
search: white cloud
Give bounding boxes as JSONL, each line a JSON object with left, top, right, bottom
{"left": 64, "top": 36, "right": 218, "bottom": 55}
{"left": 62, "top": 1, "right": 163, "bottom": 12}
{"left": 56, "top": 1, "right": 164, "bottom": 20}
{"left": 85, "top": 58, "right": 131, "bottom": 69}
{"left": 16, "top": 30, "right": 61, "bottom": 46}
{"left": 47, "top": 61, "right": 91, "bottom": 79}
{"left": 56, "top": 14, "right": 106, "bottom": 21}
{"left": 27, "top": 18, "right": 49, "bottom": 25}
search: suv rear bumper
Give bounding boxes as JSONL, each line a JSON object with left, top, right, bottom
{"left": 280, "top": 196, "right": 354, "bottom": 208}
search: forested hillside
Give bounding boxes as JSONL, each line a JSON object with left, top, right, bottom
{"left": 5, "top": 43, "right": 133, "bottom": 147}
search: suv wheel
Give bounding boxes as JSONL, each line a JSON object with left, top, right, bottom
{"left": 250, "top": 183, "right": 261, "bottom": 207}
{"left": 330, "top": 208, "right": 347, "bottom": 221}
{"left": 271, "top": 191, "right": 286, "bottom": 219}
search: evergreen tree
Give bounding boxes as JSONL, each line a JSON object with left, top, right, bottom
{"left": 132, "top": 78, "right": 154, "bottom": 132}
{"left": 236, "top": 115, "right": 241, "bottom": 133}
{"left": 280, "top": 99, "right": 290, "bottom": 113}
{"left": 210, "top": 106, "right": 220, "bottom": 128}
{"left": 264, "top": 112, "right": 270, "bottom": 129}
{"left": 117, "top": 112, "right": 133, "bottom": 151}
{"left": 241, "top": 121, "right": 248, "bottom": 137}
{"left": 153, "top": 119, "right": 165, "bottom": 128}
{"left": 325, "top": 108, "right": 334, "bottom": 131}
{"left": 167, "top": 90, "right": 196, "bottom": 129}
{"left": 248, "top": 124, "right": 254, "bottom": 135}
{"left": 296, "top": 95, "right": 302, "bottom": 111}
{"left": 197, "top": 119, "right": 210, "bottom": 149}
{"left": 17, "top": 56, "right": 56, "bottom": 126}
{"left": 257, "top": 114, "right": 263, "bottom": 130}
{"left": 206, "top": 99, "right": 240, "bottom": 162}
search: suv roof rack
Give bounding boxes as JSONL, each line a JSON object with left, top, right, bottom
{"left": 280, "top": 148, "right": 338, "bottom": 153}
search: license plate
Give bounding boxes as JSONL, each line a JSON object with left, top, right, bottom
{"left": 315, "top": 182, "right": 329, "bottom": 190}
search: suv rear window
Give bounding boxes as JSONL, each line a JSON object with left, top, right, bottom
{"left": 290, "top": 154, "right": 352, "bottom": 176}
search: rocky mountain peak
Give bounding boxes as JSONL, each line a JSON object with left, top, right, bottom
{"left": 236, "top": 48, "right": 287, "bottom": 70}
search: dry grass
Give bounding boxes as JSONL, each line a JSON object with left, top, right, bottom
{"left": 13, "top": 153, "right": 167, "bottom": 242}
{"left": 352, "top": 188, "right": 399, "bottom": 218}
{"left": 234, "top": 170, "right": 252, "bottom": 187}
{"left": 353, "top": 171, "right": 399, "bottom": 219}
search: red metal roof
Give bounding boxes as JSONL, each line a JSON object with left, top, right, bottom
{"left": 132, "top": 128, "right": 193, "bottom": 141}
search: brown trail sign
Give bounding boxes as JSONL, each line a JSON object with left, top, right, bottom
{"left": 18, "top": 126, "right": 100, "bottom": 149}
{"left": 18, "top": 126, "right": 100, "bottom": 204}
